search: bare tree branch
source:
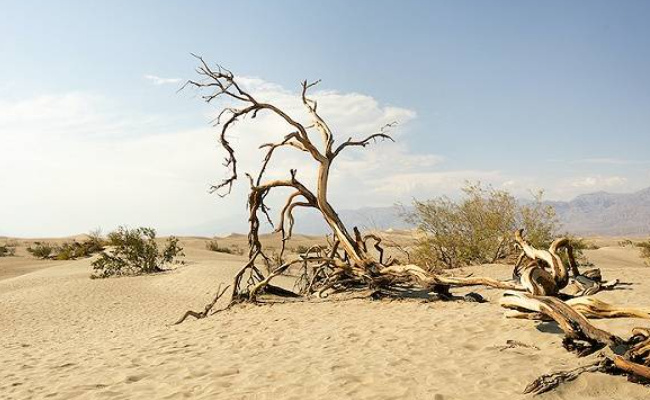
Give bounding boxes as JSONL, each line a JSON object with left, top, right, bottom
{"left": 332, "top": 122, "right": 397, "bottom": 158}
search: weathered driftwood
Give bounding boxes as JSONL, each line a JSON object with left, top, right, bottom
{"left": 503, "top": 295, "right": 650, "bottom": 321}
{"left": 174, "top": 283, "right": 230, "bottom": 324}
{"left": 512, "top": 229, "right": 618, "bottom": 298}
{"left": 500, "top": 291, "right": 621, "bottom": 354}
{"left": 523, "top": 358, "right": 611, "bottom": 395}
{"left": 500, "top": 291, "right": 650, "bottom": 391}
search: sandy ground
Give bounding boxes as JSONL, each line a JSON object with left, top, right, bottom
{"left": 1, "top": 237, "right": 650, "bottom": 399}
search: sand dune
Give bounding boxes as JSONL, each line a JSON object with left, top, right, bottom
{"left": 2, "top": 241, "right": 650, "bottom": 399}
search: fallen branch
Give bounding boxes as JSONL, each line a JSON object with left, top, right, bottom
{"left": 174, "top": 284, "right": 231, "bottom": 324}
{"left": 524, "top": 358, "right": 610, "bottom": 395}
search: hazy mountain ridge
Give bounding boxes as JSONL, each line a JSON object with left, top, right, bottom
{"left": 549, "top": 187, "right": 650, "bottom": 236}
{"left": 297, "top": 188, "right": 650, "bottom": 236}
{"left": 180, "top": 187, "right": 650, "bottom": 237}
{"left": 304, "top": 188, "right": 650, "bottom": 236}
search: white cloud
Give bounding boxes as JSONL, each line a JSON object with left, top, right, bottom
{"left": 569, "top": 175, "right": 628, "bottom": 188}
{"left": 367, "top": 170, "right": 503, "bottom": 199}
{"left": 7, "top": 76, "right": 623, "bottom": 236}
{"left": 0, "top": 81, "right": 429, "bottom": 236}
{"left": 144, "top": 74, "right": 182, "bottom": 85}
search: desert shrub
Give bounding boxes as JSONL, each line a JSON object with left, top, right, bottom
{"left": 27, "top": 233, "right": 105, "bottom": 260}
{"left": 27, "top": 242, "right": 55, "bottom": 259}
{"left": 91, "top": 227, "right": 184, "bottom": 278}
{"left": 0, "top": 243, "right": 16, "bottom": 257}
{"left": 617, "top": 239, "right": 650, "bottom": 265}
{"left": 206, "top": 240, "right": 244, "bottom": 256}
{"left": 637, "top": 239, "right": 650, "bottom": 266}
{"left": 206, "top": 240, "right": 232, "bottom": 253}
{"left": 405, "top": 182, "right": 559, "bottom": 271}
{"left": 294, "top": 245, "right": 322, "bottom": 255}
{"left": 54, "top": 239, "right": 105, "bottom": 260}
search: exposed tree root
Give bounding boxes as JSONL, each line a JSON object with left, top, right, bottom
{"left": 501, "top": 291, "right": 650, "bottom": 391}
{"left": 500, "top": 291, "right": 621, "bottom": 355}
{"left": 497, "top": 339, "right": 540, "bottom": 352}
{"left": 524, "top": 358, "right": 611, "bottom": 395}
{"left": 174, "top": 284, "right": 231, "bottom": 324}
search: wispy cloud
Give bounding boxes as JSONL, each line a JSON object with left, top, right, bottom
{"left": 3, "top": 77, "right": 641, "bottom": 236}
{"left": 571, "top": 158, "right": 650, "bottom": 165}
{"left": 570, "top": 175, "right": 628, "bottom": 188}
{"left": 0, "top": 80, "right": 426, "bottom": 235}
{"left": 144, "top": 74, "right": 182, "bottom": 85}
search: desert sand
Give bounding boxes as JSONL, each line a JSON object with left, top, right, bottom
{"left": 1, "top": 236, "right": 650, "bottom": 399}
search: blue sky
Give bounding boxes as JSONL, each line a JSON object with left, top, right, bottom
{"left": 1, "top": 1, "right": 649, "bottom": 236}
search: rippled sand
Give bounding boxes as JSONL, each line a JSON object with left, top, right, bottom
{"left": 1, "top": 238, "right": 649, "bottom": 399}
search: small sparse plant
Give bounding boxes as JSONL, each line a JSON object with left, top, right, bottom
{"left": 617, "top": 238, "right": 650, "bottom": 266}
{"left": 206, "top": 240, "right": 232, "bottom": 253}
{"left": 637, "top": 239, "right": 650, "bottom": 266}
{"left": 54, "top": 240, "right": 105, "bottom": 260}
{"left": 27, "top": 232, "right": 105, "bottom": 260}
{"left": 205, "top": 240, "right": 244, "bottom": 255}
{"left": 294, "top": 245, "right": 312, "bottom": 254}
{"left": 0, "top": 242, "right": 16, "bottom": 257}
{"left": 27, "top": 242, "right": 55, "bottom": 259}
{"left": 91, "top": 226, "right": 184, "bottom": 278}
{"left": 619, "top": 239, "right": 635, "bottom": 248}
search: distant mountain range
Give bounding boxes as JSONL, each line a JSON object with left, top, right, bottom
{"left": 181, "top": 187, "right": 650, "bottom": 237}
{"left": 549, "top": 187, "right": 650, "bottom": 236}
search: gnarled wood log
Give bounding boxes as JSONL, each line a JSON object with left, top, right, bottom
{"left": 504, "top": 295, "right": 650, "bottom": 321}
{"left": 514, "top": 229, "right": 568, "bottom": 294}
{"left": 503, "top": 291, "right": 650, "bottom": 390}
{"left": 500, "top": 291, "right": 622, "bottom": 354}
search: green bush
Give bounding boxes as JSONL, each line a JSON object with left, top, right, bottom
{"left": 54, "top": 239, "right": 105, "bottom": 260}
{"left": 91, "top": 227, "right": 184, "bottom": 278}
{"left": 405, "top": 182, "right": 559, "bottom": 270}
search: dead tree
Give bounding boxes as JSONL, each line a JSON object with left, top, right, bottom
{"left": 179, "top": 56, "right": 524, "bottom": 314}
